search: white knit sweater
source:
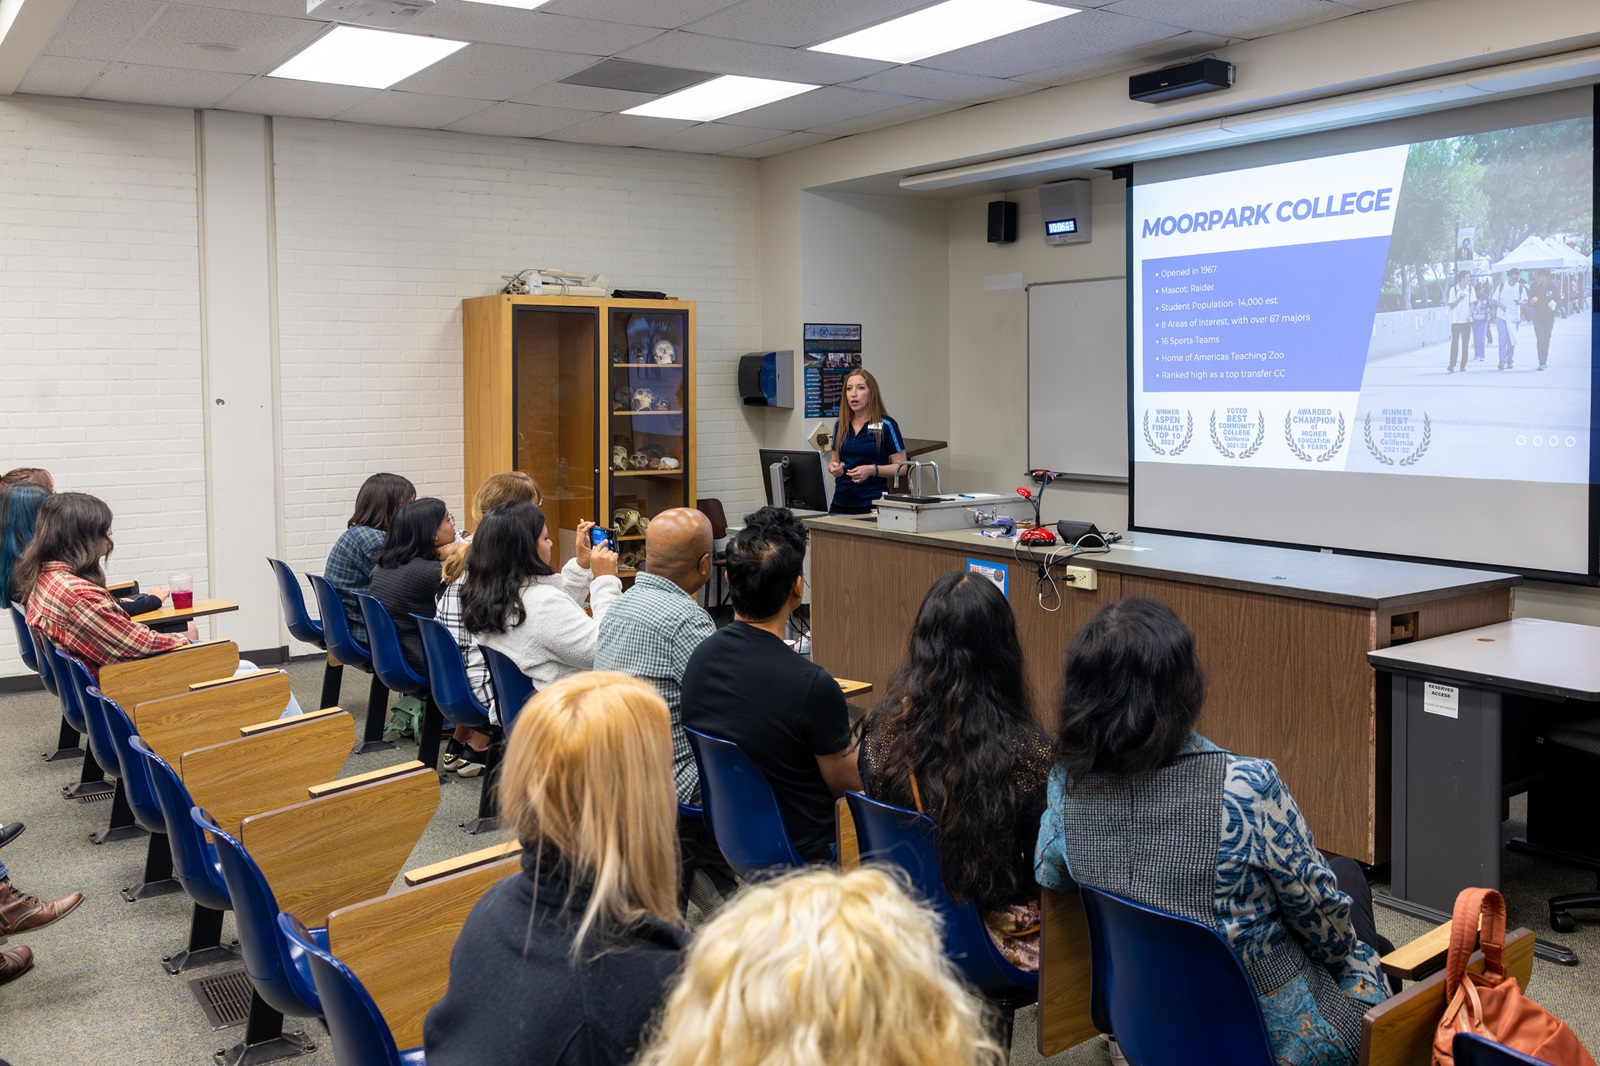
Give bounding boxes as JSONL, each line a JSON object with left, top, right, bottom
{"left": 473, "top": 559, "right": 622, "bottom": 692}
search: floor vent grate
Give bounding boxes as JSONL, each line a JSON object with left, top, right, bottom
{"left": 189, "top": 969, "right": 253, "bottom": 1029}
{"left": 76, "top": 790, "right": 114, "bottom": 804}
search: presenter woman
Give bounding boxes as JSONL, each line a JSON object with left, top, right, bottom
{"left": 827, "top": 369, "right": 907, "bottom": 515}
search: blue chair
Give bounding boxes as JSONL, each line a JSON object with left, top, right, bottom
{"left": 1078, "top": 886, "right": 1276, "bottom": 1066}
{"left": 845, "top": 792, "right": 1036, "bottom": 1049}
{"left": 683, "top": 726, "right": 805, "bottom": 880}
{"left": 7, "top": 601, "right": 37, "bottom": 672}
{"left": 55, "top": 649, "right": 145, "bottom": 846}
{"left": 194, "top": 806, "right": 321, "bottom": 1062}
{"left": 89, "top": 688, "right": 181, "bottom": 900}
{"left": 307, "top": 573, "right": 392, "bottom": 755}
{"left": 126, "top": 736, "right": 238, "bottom": 973}
{"left": 268, "top": 558, "right": 343, "bottom": 710}
{"left": 415, "top": 614, "right": 499, "bottom": 833}
{"left": 22, "top": 617, "right": 84, "bottom": 762}
{"left": 278, "top": 913, "right": 426, "bottom": 1066}
{"left": 37, "top": 632, "right": 111, "bottom": 799}
{"left": 481, "top": 646, "right": 532, "bottom": 737}
{"left": 358, "top": 595, "right": 444, "bottom": 773}
{"left": 1454, "top": 1034, "right": 1557, "bottom": 1066}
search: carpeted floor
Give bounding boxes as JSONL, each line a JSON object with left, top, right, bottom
{"left": 0, "top": 659, "right": 1595, "bottom": 1065}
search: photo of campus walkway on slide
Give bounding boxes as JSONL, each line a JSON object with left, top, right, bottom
{"left": 1353, "top": 116, "right": 1593, "bottom": 479}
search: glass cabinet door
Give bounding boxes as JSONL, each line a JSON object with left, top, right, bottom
{"left": 513, "top": 305, "right": 596, "bottom": 565}
{"left": 604, "top": 308, "right": 690, "bottom": 576}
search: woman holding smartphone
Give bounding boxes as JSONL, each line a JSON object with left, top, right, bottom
{"left": 827, "top": 369, "right": 907, "bottom": 516}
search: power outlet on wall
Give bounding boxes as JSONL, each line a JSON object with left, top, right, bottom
{"left": 1064, "top": 565, "right": 1098, "bottom": 590}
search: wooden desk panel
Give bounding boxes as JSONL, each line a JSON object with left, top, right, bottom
{"left": 809, "top": 525, "right": 1512, "bottom": 863}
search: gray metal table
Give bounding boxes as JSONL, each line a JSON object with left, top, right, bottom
{"left": 1367, "top": 618, "right": 1600, "bottom": 965}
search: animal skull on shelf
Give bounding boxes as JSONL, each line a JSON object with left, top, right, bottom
{"left": 611, "top": 445, "right": 630, "bottom": 470}
{"left": 631, "top": 388, "right": 655, "bottom": 411}
{"left": 652, "top": 339, "right": 676, "bottom": 365}
{"left": 613, "top": 386, "right": 631, "bottom": 411}
{"left": 613, "top": 508, "right": 643, "bottom": 535}
{"left": 658, "top": 456, "right": 680, "bottom": 470}
{"left": 629, "top": 451, "right": 649, "bottom": 469}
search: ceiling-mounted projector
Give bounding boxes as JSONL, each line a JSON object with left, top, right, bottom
{"left": 307, "top": 0, "right": 434, "bottom": 29}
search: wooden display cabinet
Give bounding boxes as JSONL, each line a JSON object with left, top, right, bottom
{"left": 462, "top": 295, "right": 695, "bottom": 573}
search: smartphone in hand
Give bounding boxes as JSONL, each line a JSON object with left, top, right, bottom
{"left": 589, "top": 525, "right": 617, "bottom": 552}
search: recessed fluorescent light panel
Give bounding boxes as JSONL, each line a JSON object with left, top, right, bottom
{"left": 623, "top": 75, "right": 818, "bottom": 122}
{"left": 461, "top": 0, "right": 551, "bottom": 8}
{"left": 268, "top": 25, "right": 468, "bottom": 89}
{"left": 810, "top": 0, "right": 1077, "bottom": 64}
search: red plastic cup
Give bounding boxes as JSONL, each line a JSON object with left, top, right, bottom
{"left": 169, "top": 572, "right": 194, "bottom": 610}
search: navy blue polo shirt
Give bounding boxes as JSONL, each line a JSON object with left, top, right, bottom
{"left": 830, "top": 415, "right": 905, "bottom": 514}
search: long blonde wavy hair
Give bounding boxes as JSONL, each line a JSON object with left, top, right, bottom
{"left": 635, "top": 867, "right": 1003, "bottom": 1066}
{"left": 441, "top": 471, "right": 542, "bottom": 584}
{"left": 500, "top": 671, "right": 682, "bottom": 954}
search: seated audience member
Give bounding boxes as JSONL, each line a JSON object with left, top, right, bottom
{"left": 0, "top": 468, "right": 53, "bottom": 492}
{"left": 635, "top": 867, "right": 1002, "bottom": 1066}
{"left": 437, "top": 472, "right": 541, "bottom": 774}
{"left": 594, "top": 507, "right": 715, "bottom": 804}
{"left": 324, "top": 472, "right": 415, "bottom": 647}
{"left": 18, "top": 493, "right": 195, "bottom": 674}
{"left": 0, "top": 824, "right": 84, "bottom": 986}
{"left": 367, "top": 497, "right": 454, "bottom": 673}
{"left": 680, "top": 507, "right": 859, "bottom": 863}
{"left": 424, "top": 672, "right": 687, "bottom": 1066}
{"left": 858, "top": 571, "right": 1051, "bottom": 971}
{"left": 1035, "top": 597, "right": 1391, "bottom": 1066}
{"left": 462, "top": 503, "right": 619, "bottom": 690}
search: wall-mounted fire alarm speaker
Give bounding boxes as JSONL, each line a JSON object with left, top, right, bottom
{"left": 1038, "top": 180, "right": 1091, "bottom": 246}
{"left": 987, "top": 201, "right": 1018, "bottom": 244}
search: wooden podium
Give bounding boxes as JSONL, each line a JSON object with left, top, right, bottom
{"left": 807, "top": 517, "right": 1518, "bottom": 864}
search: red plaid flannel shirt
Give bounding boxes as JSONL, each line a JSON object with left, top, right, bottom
{"left": 25, "top": 563, "right": 189, "bottom": 675}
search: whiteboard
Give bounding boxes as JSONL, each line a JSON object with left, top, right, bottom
{"left": 1027, "top": 277, "right": 1128, "bottom": 482}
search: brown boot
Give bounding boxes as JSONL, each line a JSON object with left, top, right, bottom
{"left": 0, "top": 879, "right": 83, "bottom": 937}
{"left": 0, "top": 945, "right": 33, "bottom": 984}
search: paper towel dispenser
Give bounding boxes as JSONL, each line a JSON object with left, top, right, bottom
{"left": 738, "top": 350, "right": 793, "bottom": 408}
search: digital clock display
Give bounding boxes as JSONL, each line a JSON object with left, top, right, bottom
{"left": 1045, "top": 218, "right": 1078, "bottom": 236}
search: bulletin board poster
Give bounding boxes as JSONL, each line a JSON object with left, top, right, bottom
{"left": 803, "top": 323, "right": 862, "bottom": 418}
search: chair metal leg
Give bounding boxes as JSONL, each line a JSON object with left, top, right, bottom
{"left": 122, "top": 832, "right": 181, "bottom": 901}
{"left": 460, "top": 737, "right": 502, "bottom": 835}
{"left": 317, "top": 659, "right": 343, "bottom": 711}
{"left": 89, "top": 777, "right": 147, "bottom": 845}
{"left": 416, "top": 696, "right": 445, "bottom": 773}
{"left": 214, "top": 991, "right": 314, "bottom": 1065}
{"left": 351, "top": 673, "right": 394, "bottom": 755}
{"left": 163, "top": 905, "right": 240, "bottom": 974}
{"left": 44, "top": 716, "right": 85, "bottom": 762}
{"left": 61, "top": 750, "right": 113, "bottom": 800}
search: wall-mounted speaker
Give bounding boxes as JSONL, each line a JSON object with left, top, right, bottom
{"left": 987, "top": 200, "right": 1018, "bottom": 244}
{"left": 1129, "top": 59, "right": 1235, "bottom": 103}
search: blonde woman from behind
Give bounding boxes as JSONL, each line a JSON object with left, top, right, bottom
{"left": 423, "top": 671, "right": 686, "bottom": 1066}
{"left": 636, "top": 866, "right": 1004, "bottom": 1066}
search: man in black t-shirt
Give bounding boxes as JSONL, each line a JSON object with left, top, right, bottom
{"left": 681, "top": 507, "right": 860, "bottom": 862}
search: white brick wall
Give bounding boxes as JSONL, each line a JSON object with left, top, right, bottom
{"left": 271, "top": 120, "right": 767, "bottom": 608}
{"left": 0, "top": 96, "right": 207, "bottom": 679}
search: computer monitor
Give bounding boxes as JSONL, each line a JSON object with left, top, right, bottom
{"left": 758, "top": 449, "right": 830, "bottom": 512}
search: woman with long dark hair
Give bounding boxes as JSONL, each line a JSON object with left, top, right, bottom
{"left": 462, "top": 502, "right": 619, "bottom": 691}
{"left": 857, "top": 570, "right": 1051, "bottom": 970}
{"left": 324, "top": 472, "right": 415, "bottom": 646}
{"left": 1036, "top": 598, "right": 1391, "bottom": 1066}
{"left": 1, "top": 484, "right": 50, "bottom": 606}
{"left": 368, "top": 497, "right": 453, "bottom": 674}
{"left": 19, "top": 493, "right": 193, "bottom": 675}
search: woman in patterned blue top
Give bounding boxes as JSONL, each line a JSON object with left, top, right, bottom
{"left": 1035, "top": 598, "right": 1392, "bottom": 1066}
{"left": 324, "top": 472, "right": 414, "bottom": 647}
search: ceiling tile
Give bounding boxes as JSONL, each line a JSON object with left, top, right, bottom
{"left": 390, "top": 43, "right": 597, "bottom": 100}
{"left": 920, "top": 7, "right": 1184, "bottom": 79}
{"left": 332, "top": 90, "right": 497, "bottom": 128}
{"left": 539, "top": 0, "right": 744, "bottom": 30}
{"left": 1103, "top": 0, "right": 1348, "bottom": 39}
{"left": 442, "top": 101, "right": 603, "bottom": 137}
{"left": 39, "top": 0, "right": 163, "bottom": 62}
{"left": 82, "top": 62, "right": 252, "bottom": 108}
{"left": 217, "top": 76, "right": 383, "bottom": 119}
{"left": 118, "top": 6, "right": 326, "bottom": 75}
{"left": 16, "top": 55, "right": 107, "bottom": 97}
{"left": 1328, "top": 0, "right": 1421, "bottom": 8}
{"left": 541, "top": 112, "right": 696, "bottom": 146}
{"left": 1011, "top": 28, "right": 1227, "bottom": 85}
{"left": 805, "top": 97, "right": 966, "bottom": 136}
{"left": 726, "top": 85, "right": 918, "bottom": 130}
{"left": 177, "top": 0, "right": 309, "bottom": 16}
{"left": 844, "top": 64, "right": 1038, "bottom": 103}
{"left": 638, "top": 120, "right": 785, "bottom": 153}
{"left": 510, "top": 81, "right": 654, "bottom": 111}
{"left": 617, "top": 31, "right": 893, "bottom": 83}
{"left": 719, "top": 130, "right": 834, "bottom": 157}
{"left": 406, "top": 6, "right": 666, "bottom": 53}
{"left": 683, "top": 0, "right": 932, "bottom": 49}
